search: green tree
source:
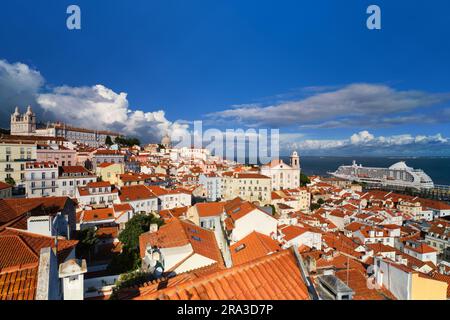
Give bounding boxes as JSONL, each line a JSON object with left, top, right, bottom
{"left": 4, "top": 177, "right": 15, "bottom": 186}
{"left": 300, "top": 173, "right": 310, "bottom": 186}
{"left": 107, "top": 213, "right": 164, "bottom": 274}
{"left": 109, "top": 270, "right": 154, "bottom": 300}
{"left": 119, "top": 213, "right": 163, "bottom": 251}
{"left": 105, "top": 135, "right": 113, "bottom": 146}
{"left": 317, "top": 198, "right": 325, "bottom": 205}
{"left": 310, "top": 203, "right": 321, "bottom": 211}
{"left": 268, "top": 204, "right": 277, "bottom": 216}
{"left": 77, "top": 227, "right": 99, "bottom": 263}
{"left": 114, "top": 136, "right": 141, "bottom": 147}
{"left": 107, "top": 249, "right": 142, "bottom": 274}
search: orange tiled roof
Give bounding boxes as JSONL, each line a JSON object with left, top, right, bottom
{"left": 0, "top": 182, "right": 12, "bottom": 191}
{"left": 119, "top": 185, "right": 156, "bottom": 202}
{"left": 316, "top": 253, "right": 366, "bottom": 274}
{"left": 139, "top": 219, "right": 223, "bottom": 267}
{"left": 87, "top": 181, "right": 112, "bottom": 188}
{"left": 128, "top": 249, "right": 309, "bottom": 300}
{"left": 0, "top": 228, "right": 78, "bottom": 264}
{"left": 94, "top": 150, "right": 122, "bottom": 155}
{"left": 335, "top": 269, "right": 392, "bottom": 300}
{"left": 25, "top": 161, "right": 57, "bottom": 169}
{"left": 366, "top": 243, "right": 396, "bottom": 254}
{"left": 118, "top": 173, "right": 152, "bottom": 183}
{"left": 224, "top": 198, "right": 271, "bottom": 222}
{"left": 234, "top": 173, "right": 270, "bottom": 179}
{"left": 80, "top": 208, "right": 115, "bottom": 222}
{"left": 97, "top": 162, "right": 114, "bottom": 168}
{"left": 0, "top": 228, "right": 78, "bottom": 300}
{"left": 113, "top": 203, "right": 133, "bottom": 212}
{"left": 404, "top": 242, "right": 438, "bottom": 254}
{"left": 279, "top": 225, "right": 309, "bottom": 242}
{"left": 159, "top": 207, "right": 189, "bottom": 220}
{"left": 345, "top": 222, "right": 365, "bottom": 232}
{"left": 195, "top": 202, "right": 225, "bottom": 217}
{"left": 0, "top": 266, "right": 38, "bottom": 300}
{"left": 230, "top": 231, "right": 281, "bottom": 266}
{"left": 146, "top": 185, "right": 169, "bottom": 196}
{"left": 60, "top": 166, "right": 92, "bottom": 174}
{"left": 96, "top": 226, "right": 119, "bottom": 239}
{"left": 0, "top": 197, "right": 69, "bottom": 229}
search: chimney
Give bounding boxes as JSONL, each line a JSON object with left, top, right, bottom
{"left": 149, "top": 223, "right": 159, "bottom": 233}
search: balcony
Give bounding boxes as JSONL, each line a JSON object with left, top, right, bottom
{"left": 4, "top": 168, "right": 14, "bottom": 172}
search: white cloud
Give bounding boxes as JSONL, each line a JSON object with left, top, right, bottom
{"left": 282, "top": 131, "right": 449, "bottom": 154}
{"left": 211, "top": 83, "right": 450, "bottom": 128}
{"left": 350, "top": 130, "right": 375, "bottom": 144}
{"left": 0, "top": 59, "right": 188, "bottom": 142}
{"left": 0, "top": 60, "right": 44, "bottom": 126}
{"left": 37, "top": 84, "right": 190, "bottom": 143}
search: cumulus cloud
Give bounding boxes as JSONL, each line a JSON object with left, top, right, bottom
{"left": 0, "top": 60, "right": 44, "bottom": 126}
{"left": 0, "top": 59, "right": 188, "bottom": 143}
{"left": 210, "top": 83, "right": 450, "bottom": 128}
{"left": 282, "top": 131, "right": 449, "bottom": 156}
{"left": 350, "top": 130, "right": 375, "bottom": 144}
{"left": 37, "top": 84, "right": 189, "bottom": 142}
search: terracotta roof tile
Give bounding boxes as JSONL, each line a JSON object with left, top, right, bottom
{"left": 335, "top": 269, "right": 391, "bottom": 300}
{"left": 279, "top": 225, "right": 309, "bottom": 242}
{"left": 119, "top": 185, "right": 156, "bottom": 202}
{"left": 231, "top": 231, "right": 281, "bottom": 266}
{"left": 0, "top": 182, "right": 12, "bottom": 191}
{"left": 0, "top": 197, "right": 69, "bottom": 228}
{"left": 0, "top": 228, "right": 78, "bottom": 300}
{"left": 139, "top": 219, "right": 223, "bottom": 267}
{"left": 195, "top": 202, "right": 225, "bottom": 218}
{"left": 80, "top": 208, "right": 115, "bottom": 222}
{"left": 126, "top": 249, "right": 309, "bottom": 300}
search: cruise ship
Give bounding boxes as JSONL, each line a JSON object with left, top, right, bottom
{"left": 329, "top": 160, "right": 434, "bottom": 190}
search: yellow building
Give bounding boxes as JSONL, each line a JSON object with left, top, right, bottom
{"left": 95, "top": 162, "right": 124, "bottom": 185}
{"left": 0, "top": 139, "right": 37, "bottom": 187}
{"left": 374, "top": 257, "right": 448, "bottom": 300}
{"left": 398, "top": 200, "right": 422, "bottom": 219}
{"left": 222, "top": 172, "right": 271, "bottom": 205}
{"left": 117, "top": 172, "right": 153, "bottom": 187}
{"left": 410, "top": 273, "right": 448, "bottom": 300}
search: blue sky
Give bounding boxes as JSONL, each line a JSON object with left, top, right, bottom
{"left": 0, "top": 0, "right": 450, "bottom": 155}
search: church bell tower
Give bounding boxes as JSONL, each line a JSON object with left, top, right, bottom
{"left": 290, "top": 151, "right": 300, "bottom": 169}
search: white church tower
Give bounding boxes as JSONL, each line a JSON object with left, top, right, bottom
{"left": 290, "top": 151, "right": 300, "bottom": 169}
{"left": 10, "top": 106, "right": 36, "bottom": 135}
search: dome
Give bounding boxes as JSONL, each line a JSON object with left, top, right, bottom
{"left": 13, "top": 106, "right": 20, "bottom": 116}
{"left": 26, "top": 105, "right": 33, "bottom": 115}
{"left": 161, "top": 133, "right": 171, "bottom": 147}
{"left": 389, "top": 161, "right": 411, "bottom": 171}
